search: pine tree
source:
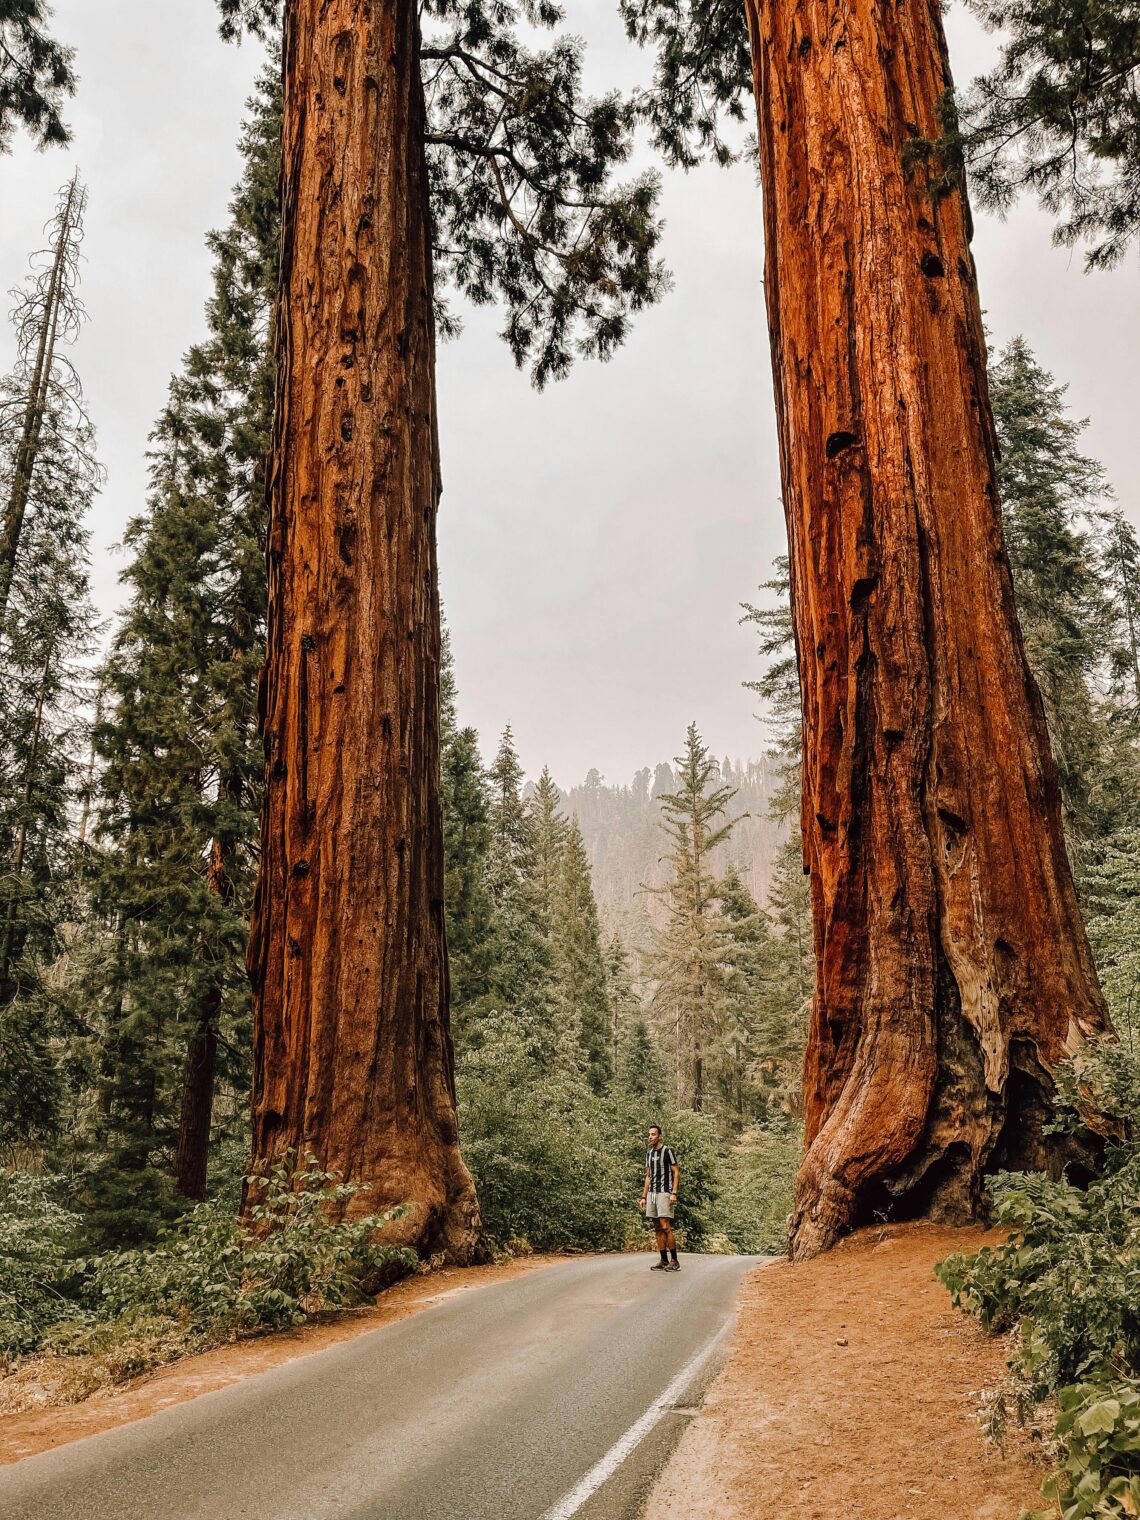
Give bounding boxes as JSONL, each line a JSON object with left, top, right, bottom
{"left": 959, "top": 0, "right": 1140, "bottom": 269}
{"left": 741, "top": 557, "right": 800, "bottom": 822}
{"left": 486, "top": 727, "right": 556, "bottom": 1039}
{"left": 440, "top": 625, "right": 497, "bottom": 1039}
{"left": 712, "top": 863, "right": 770, "bottom": 1123}
{"left": 552, "top": 819, "right": 612, "bottom": 1091}
{"left": 1100, "top": 511, "right": 1140, "bottom": 715}
{"left": 604, "top": 932, "right": 641, "bottom": 1067}
{"left": 0, "top": 1, "right": 75, "bottom": 152}
{"left": 78, "top": 67, "right": 279, "bottom": 1214}
{"left": 530, "top": 768, "right": 569, "bottom": 924}
{"left": 0, "top": 383, "right": 98, "bottom": 1153}
{"left": 646, "top": 722, "right": 740, "bottom": 1111}
{"left": 757, "top": 839, "right": 813, "bottom": 1120}
{"left": 990, "top": 337, "right": 1111, "bottom": 838}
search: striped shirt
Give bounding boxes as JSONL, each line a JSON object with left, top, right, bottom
{"left": 646, "top": 1144, "right": 677, "bottom": 1195}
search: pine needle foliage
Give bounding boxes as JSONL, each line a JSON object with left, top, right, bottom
{"left": 0, "top": 0, "right": 75, "bottom": 152}
{"left": 216, "top": 0, "right": 667, "bottom": 386}
{"left": 960, "top": 0, "right": 1140, "bottom": 269}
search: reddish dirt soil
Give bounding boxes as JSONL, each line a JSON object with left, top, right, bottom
{"left": 0, "top": 1253, "right": 561, "bottom": 1466}
{"left": 652, "top": 1223, "right": 1047, "bottom": 1520}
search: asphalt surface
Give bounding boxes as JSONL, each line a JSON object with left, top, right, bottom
{"left": 0, "top": 1252, "right": 759, "bottom": 1520}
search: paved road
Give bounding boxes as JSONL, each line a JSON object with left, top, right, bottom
{"left": 0, "top": 1253, "right": 758, "bottom": 1520}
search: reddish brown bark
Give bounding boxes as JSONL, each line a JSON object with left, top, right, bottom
{"left": 743, "top": 0, "right": 1113, "bottom": 1258}
{"left": 246, "top": 0, "right": 481, "bottom": 1259}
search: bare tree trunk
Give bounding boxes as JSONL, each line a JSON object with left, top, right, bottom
{"left": 174, "top": 829, "right": 231, "bottom": 1201}
{"left": 743, "top": 0, "right": 1113, "bottom": 1259}
{"left": 0, "top": 176, "right": 79, "bottom": 618}
{"left": 246, "top": 0, "right": 481, "bottom": 1260}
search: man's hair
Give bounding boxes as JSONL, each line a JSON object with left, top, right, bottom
{"left": 648, "top": 1123, "right": 662, "bottom": 1136}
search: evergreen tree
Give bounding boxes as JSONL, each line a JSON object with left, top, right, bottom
{"left": 440, "top": 625, "right": 497, "bottom": 1039}
{"left": 604, "top": 931, "right": 641, "bottom": 1066}
{"left": 756, "top": 839, "right": 813, "bottom": 1119}
{"left": 713, "top": 863, "right": 770, "bottom": 1124}
{"left": 741, "top": 557, "right": 800, "bottom": 822}
{"left": 645, "top": 722, "right": 740, "bottom": 1111}
{"left": 1084, "top": 828, "right": 1140, "bottom": 1048}
{"left": 990, "top": 337, "right": 1111, "bottom": 839}
{"left": 960, "top": 0, "right": 1140, "bottom": 268}
{"left": 0, "top": 386, "right": 98, "bottom": 1153}
{"left": 1100, "top": 510, "right": 1140, "bottom": 715}
{"left": 486, "top": 726, "right": 555, "bottom": 1038}
{"left": 552, "top": 819, "right": 612, "bottom": 1091}
{"left": 530, "top": 767, "right": 569, "bottom": 926}
{"left": 0, "top": 0, "right": 75, "bottom": 152}
{"left": 75, "top": 67, "right": 279, "bottom": 1220}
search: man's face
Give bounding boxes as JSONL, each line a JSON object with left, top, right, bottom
{"left": 648, "top": 1127, "right": 661, "bottom": 1149}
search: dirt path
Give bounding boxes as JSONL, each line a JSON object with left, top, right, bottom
{"left": 651, "top": 1223, "right": 1046, "bottom": 1520}
{"left": 0, "top": 1253, "right": 561, "bottom": 1466}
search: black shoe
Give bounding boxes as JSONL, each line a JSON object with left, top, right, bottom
{"left": 651, "top": 1260, "right": 669, "bottom": 1270}
{"left": 667, "top": 1259, "right": 681, "bottom": 1271}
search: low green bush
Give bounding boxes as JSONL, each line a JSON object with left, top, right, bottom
{"left": 937, "top": 1045, "right": 1140, "bottom": 1520}
{"left": 0, "top": 1172, "right": 84, "bottom": 1357}
{"left": 0, "top": 1156, "right": 416, "bottom": 1375}
{"left": 707, "top": 1127, "right": 798, "bottom": 1254}
{"left": 456, "top": 1012, "right": 726, "bottom": 1252}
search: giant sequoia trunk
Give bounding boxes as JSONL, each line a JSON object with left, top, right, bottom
{"left": 246, "top": 0, "right": 481, "bottom": 1259}
{"left": 743, "top": 0, "right": 1113, "bottom": 1258}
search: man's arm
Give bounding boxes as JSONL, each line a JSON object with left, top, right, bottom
{"left": 639, "top": 1165, "right": 650, "bottom": 1209}
{"left": 669, "top": 1154, "right": 679, "bottom": 1199}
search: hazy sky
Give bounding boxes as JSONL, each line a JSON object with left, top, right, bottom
{"left": 2, "top": 1, "right": 1137, "bottom": 788}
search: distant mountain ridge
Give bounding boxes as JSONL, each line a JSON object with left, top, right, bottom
{"left": 535, "top": 758, "right": 788, "bottom": 945}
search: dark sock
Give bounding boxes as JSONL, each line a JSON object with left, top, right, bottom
{"left": 659, "top": 1249, "right": 668, "bottom": 1263}
{"left": 669, "top": 1248, "right": 678, "bottom": 1262}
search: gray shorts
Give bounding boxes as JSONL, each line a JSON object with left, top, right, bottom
{"left": 645, "top": 1191, "right": 674, "bottom": 1220}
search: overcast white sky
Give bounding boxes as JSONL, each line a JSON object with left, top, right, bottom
{"left": 2, "top": 1, "right": 1137, "bottom": 787}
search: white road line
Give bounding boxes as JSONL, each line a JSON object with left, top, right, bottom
{"left": 538, "top": 1324, "right": 731, "bottom": 1520}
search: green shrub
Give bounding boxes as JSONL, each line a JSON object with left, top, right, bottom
{"left": 0, "top": 1155, "right": 416, "bottom": 1376}
{"left": 707, "top": 1127, "right": 799, "bottom": 1254}
{"left": 937, "top": 1045, "right": 1140, "bottom": 1519}
{"left": 458, "top": 1015, "right": 634, "bottom": 1250}
{"left": 456, "top": 1013, "right": 729, "bottom": 1252}
{"left": 0, "top": 1173, "right": 85, "bottom": 1357}
{"left": 84, "top": 1154, "right": 416, "bottom": 1338}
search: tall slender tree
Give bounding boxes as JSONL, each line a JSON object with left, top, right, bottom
{"left": 440, "top": 627, "right": 497, "bottom": 1039}
{"left": 1101, "top": 511, "right": 1140, "bottom": 715}
{"left": 82, "top": 68, "right": 279, "bottom": 1208}
{"left": 0, "top": 172, "right": 90, "bottom": 619}
{"left": 486, "top": 726, "right": 556, "bottom": 1037}
{"left": 552, "top": 818, "right": 612, "bottom": 1090}
{"left": 646, "top": 723, "right": 739, "bottom": 1110}
{"left": 989, "top": 337, "right": 1110, "bottom": 841}
{"left": 0, "top": 383, "right": 98, "bottom": 1147}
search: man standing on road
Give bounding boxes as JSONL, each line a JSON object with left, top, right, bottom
{"left": 639, "top": 1124, "right": 680, "bottom": 1271}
